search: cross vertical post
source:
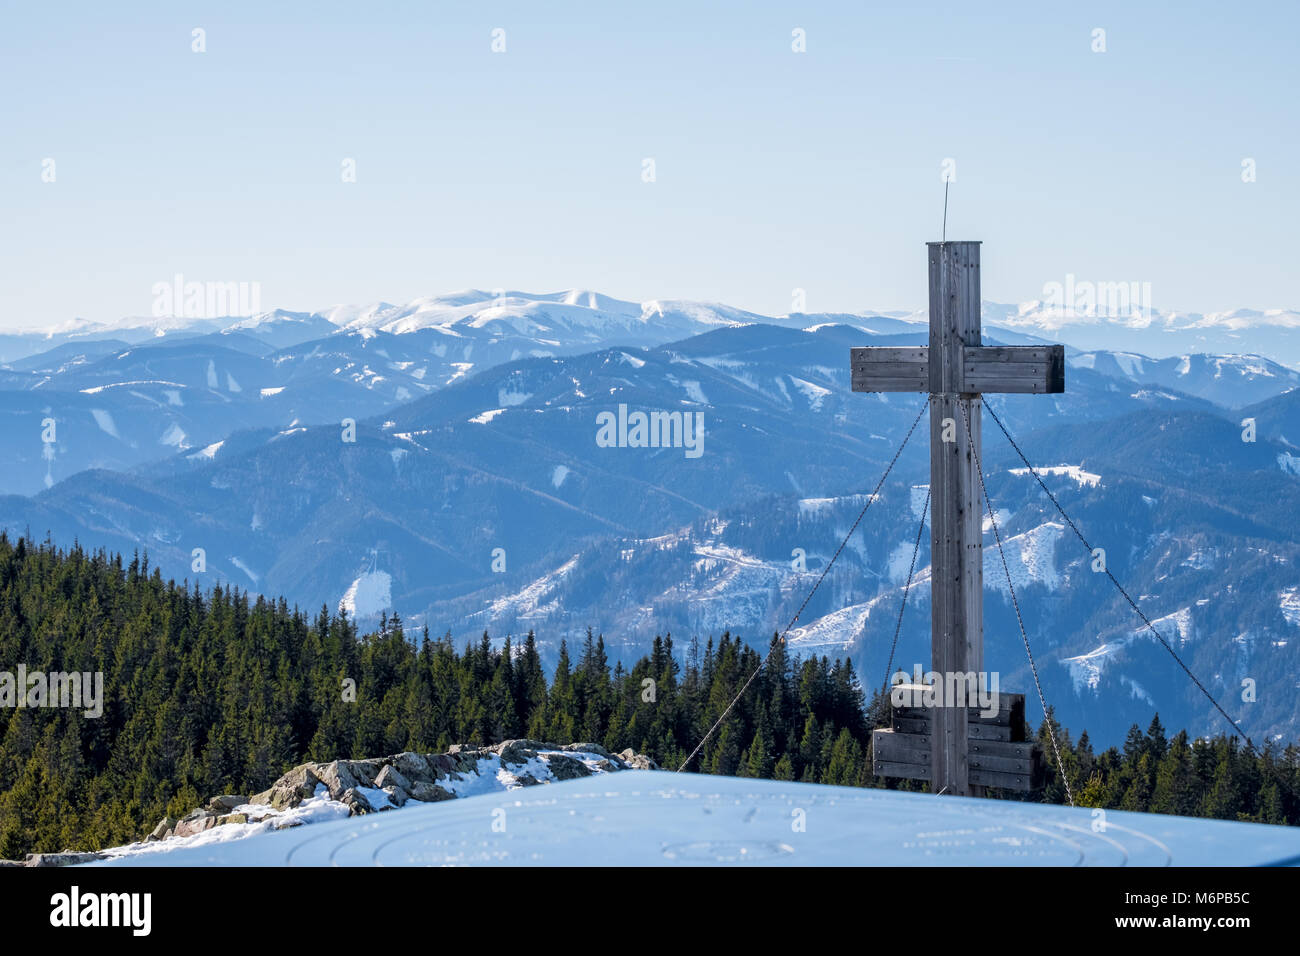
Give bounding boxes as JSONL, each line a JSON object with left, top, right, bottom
{"left": 927, "top": 240, "right": 983, "bottom": 797}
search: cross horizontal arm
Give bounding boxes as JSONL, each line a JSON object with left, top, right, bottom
{"left": 850, "top": 344, "right": 1064, "bottom": 394}
{"left": 963, "top": 345, "right": 1064, "bottom": 394}
{"left": 850, "top": 347, "right": 929, "bottom": 392}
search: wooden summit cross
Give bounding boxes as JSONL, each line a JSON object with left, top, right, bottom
{"left": 852, "top": 241, "right": 1063, "bottom": 797}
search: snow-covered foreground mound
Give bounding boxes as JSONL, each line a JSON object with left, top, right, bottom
{"left": 88, "top": 773, "right": 1300, "bottom": 867}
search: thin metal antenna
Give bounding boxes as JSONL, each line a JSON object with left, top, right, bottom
{"left": 942, "top": 179, "right": 950, "bottom": 243}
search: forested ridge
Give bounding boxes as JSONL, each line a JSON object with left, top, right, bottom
{"left": 0, "top": 534, "right": 1296, "bottom": 858}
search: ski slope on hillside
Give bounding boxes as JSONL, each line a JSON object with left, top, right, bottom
{"left": 89, "top": 772, "right": 1300, "bottom": 867}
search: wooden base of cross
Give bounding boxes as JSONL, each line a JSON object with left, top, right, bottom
{"left": 872, "top": 686, "right": 1045, "bottom": 792}
{"left": 852, "top": 241, "right": 1062, "bottom": 796}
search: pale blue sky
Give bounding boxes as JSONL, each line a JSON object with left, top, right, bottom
{"left": 1, "top": 0, "right": 1295, "bottom": 329}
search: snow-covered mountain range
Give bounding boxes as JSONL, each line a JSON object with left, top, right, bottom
{"left": 986, "top": 301, "right": 1300, "bottom": 367}
{"left": 2, "top": 288, "right": 1298, "bottom": 746}
{"left": 3, "top": 289, "right": 1295, "bottom": 494}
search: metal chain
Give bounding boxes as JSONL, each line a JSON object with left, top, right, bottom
{"left": 959, "top": 401, "right": 1075, "bottom": 806}
{"left": 676, "top": 396, "right": 931, "bottom": 772}
{"left": 979, "top": 396, "right": 1256, "bottom": 753}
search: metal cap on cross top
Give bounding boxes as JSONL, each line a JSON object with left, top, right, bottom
{"left": 852, "top": 241, "right": 1063, "bottom": 797}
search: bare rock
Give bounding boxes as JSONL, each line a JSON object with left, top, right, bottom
{"left": 252, "top": 765, "right": 320, "bottom": 809}
{"left": 338, "top": 787, "right": 374, "bottom": 815}
{"left": 148, "top": 816, "right": 178, "bottom": 842}
{"left": 452, "top": 751, "right": 482, "bottom": 775}
{"left": 174, "top": 809, "right": 219, "bottom": 838}
{"left": 565, "top": 742, "right": 611, "bottom": 758}
{"left": 409, "top": 781, "right": 456, "bottom": 803}
{"left": 426, "top": 753, "right": 457, "bottom": 778}
{"left": 374, "top": 764, "right": 412, "bottom": 793}
{"left": 316, "top": 760, "right": 364, "bottom": 800}
{"left": 345, "top": 759, "right": 382, "bottom": 783}
{"left": 390, "top": 752, "right": 434, "bottom": 783}
{"left": 497, "top": 738, "right": 556, "bottom": 764}
{"left": 208, "top": 794, "right": 247, "bottom": 812}
{"left": 545, "top": 754, "right": 593, "bottom": 781}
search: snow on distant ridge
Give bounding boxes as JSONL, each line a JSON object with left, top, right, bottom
{"left": 80, "top": 379, "right": 186, "bottom": 394}
{"left": 789, "top": 376, "right": 830, "bottom": 411}
{"left": 1280, "top": 588, "right": 1300, "bottom": 627}
{"left": 797, "top": 493, "right": 874, "bottom": 517}
{"left": 333, "top": 289, "right": 648, "bottom": 337}
{"left": 1009, "top": 464, "right": 1100, "bottom": 488}
{"left": 484, "top": 555, "right": 580, "bottom": 621}
{"left": 188, "top": 440, "right": 224, "bottom": 460}
{"left": 340, "top": 570, "right": 392, "bottom": 619}
{"left": 983, "top": 522, "right": 1065, "bottom": 595}
{"left": 787, "top": 601, "right": 874, "bottom": 652}
{"left": 1063, "top": 607, "right": 1196, "bottom": 692}
{"left": 18, "top": 294, "right": 1300, "bottom": 353}
{"left": 997, "top": 302, "right": 1300, "bottom": 334}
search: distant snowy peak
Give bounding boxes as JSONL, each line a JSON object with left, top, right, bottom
{"left": 18, "top": 291, "right": 1298, "bottom": 344}
{"left": 6, "top": 309, "right": 344, "bottom": 359}
{"left": 994, "top": 301, "right": 1300, "bottom": 333}
{"left": 1190, "top": 308, "right": 1300, "bottom": 331}
{"left": 13, "top": 290, "right": 1300, "bottom": 376}
{"left": 214, "top": 310, "right": 342, "bottom": 350}
{"left": 988, "top": 300, "right": 1300, "bottom": 367}
{"left": 326, "top": 290, "right": 809, "bottom": 347}
{"left": 332, "top": 289, "right": 647, "bottom": 337}
{"left": 222, "top": 308, "right": 313, "bottom": 330}
{"left": 317, "top": 300, "right": 399, "bottom": 328}
{"left": 247, "top": 291, "right": 903, "bottom": 343}
{"left": 30, "top": 313, "right": 221, "bottom": 341}
{"left": 640, "top": 298, "right": 768, "bottom": 328}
